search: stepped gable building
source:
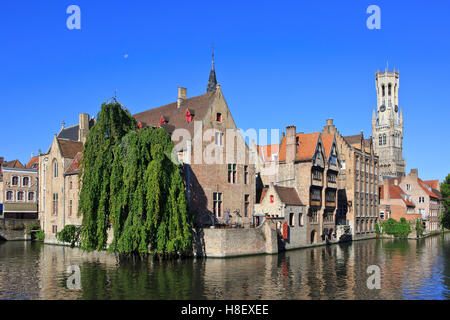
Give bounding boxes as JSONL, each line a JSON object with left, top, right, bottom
{"left": 39, "top": 113, "right": 94, "bottom": 243}
{"left": 0, "top": 158, "right": 38, "bottom": 219}
{"left": 134, "top": 60, "right": 256, "bottom": 227}
{"left": 379, "top": 169, "right": 442, "bottom": 233}
{"left": 372, "top": 69, "right": 405, "bottom": 182}
{"left": 274, "top": 125, "right": 340, "bottom": 245}
{"left": 322, "top": 119, "right": 380, "bottom": 239}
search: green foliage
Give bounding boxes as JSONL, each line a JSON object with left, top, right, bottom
{"left": 380, "top": 218, "right": 411, "bottom": 238}
{"left": 26, "top": 221, "right": 41, "bottom": 234}
{"left": 35, "top": 230, "right": 45, "bottom": 241}
{"left": 79, "top": 102, "right": 137, "bottom": 251}
{"left": 440, "top": 174, "right": 450, "bottom": 230}
{"left": 415, "top": 219, "right": 424, "bottom": 237}
{"left": 79, "top": 101, "right": 192, "bottom": 257}
{"left": 375, "top": 223, "right": 381, "bottom": 235}
{"left": 57, "top": 225, "right": 82, "bottom": 248}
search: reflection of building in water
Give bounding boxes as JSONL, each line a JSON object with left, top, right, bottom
{"left": 0, "top": 242, "right": 41, "bottom": 299}
{"left": 38, "top": 244, "right": 117, "bottom": 299}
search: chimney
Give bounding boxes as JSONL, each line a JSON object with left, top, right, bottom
{"left": 286, "top": 125, "right": 296, "bottom": 163}
{"left": 410, "top": 168, "right": 418, "bottom": 177}
{"left": 79, "top": 113, "right": 90, "bottom": 143}
{"left": 326, "top": 119, "right": 334, "bottom": 126}
{"left": 177, "top": 87, "right": 187, "bottom": 109}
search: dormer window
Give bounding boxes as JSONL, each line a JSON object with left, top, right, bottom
{"left": 216, "top": 113, "right": 222, "bottom": 122}
{"left": 185, "top": 109, "right": 194, "bottom": 123}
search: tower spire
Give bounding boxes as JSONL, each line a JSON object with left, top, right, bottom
{"left": 206, "top": 44, "right": 217, "bottom": 93}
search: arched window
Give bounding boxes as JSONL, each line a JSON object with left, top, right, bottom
{"left": 17, "top": 191, "right": 24, "bottom": 201}
{"left": 6, "top": 191, "right": 13, "bottom": 201}
{"left": 53, "top": 159, "right": 58, "bottom": 178}
{"left": 28, "top": 192, "right": 34, "bottom": 201}
{"left": 289, "top": 213, "right": 295, "bottom": 227}
{"left": 23, "top": 177, "right": 30, "bottom": 187}
{"left": 388, "top": 83, "right": 392, "bottom": 96}
{"left": 382, "top": 85, "right": 385, "bottom": 97}
{"left": 379, "top": 135, "right": 382, "bottom": 146}
{"left": 382, "top": 134, "right": 386, "bottom": 145}
{"left": 12, "top": 176, "right": 19, "bottom": 186}
{"left": 299, "top": 213, "right": 303, "bottom": 226}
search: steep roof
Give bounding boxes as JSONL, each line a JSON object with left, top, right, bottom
{"left": 2, "top": 160, "right": 25, "bottom": 169}
{"left": 256, "top": 144, "right": 280, "bottom": 162}
{"left": 57, "top": 119, "right": 95, "bottom": 142}
{"left": 65, "top": 152, "right": 82, "bottom": 175}
{"left": 343, "top": 134, "right": 361, "bottom": 145}
{"left": 388, "top": 183, "right": 415, "bottom": 207}
{"left": 259, "top": 185, "right": 304, "bottom": 206}
{"left": 278, "top": 132, "right": 320, "bottom": 162}
{"left": 26, "top": 156, "right": 39, "bottom": 169}
{"left": 423, "top": 180, "right": 439, "bottom": 191}
{"left": 321, "top": 133, "right": 334, "bottom": 158}
{"left": 133, "top": 91, "right": 216, "bottom": 138}
{"left": 57, "top": 139, "right": 83, "bottom": 159}
{"left": 418, "top": 178, "right": 440, "bottom": 200}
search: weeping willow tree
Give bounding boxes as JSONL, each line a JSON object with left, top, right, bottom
{"left": 109, "top": 128, "right": 192, "bottom": 256}
{"left": 79, "top": 101, "right": 193, "bottom": 256}
{"left": 79, "top": 102, "right": 138, "bottom": 251}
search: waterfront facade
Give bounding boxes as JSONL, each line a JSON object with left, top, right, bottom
{"left": 0, "top": 160, "right": 38, "bottom": 220}
{"left": 372, "top": 69, "right": 405, "bottom": 182}
{"left": 39, "top": 114, "right": 93, "bottom": 243}
{"left": 134, "top": 64, "right": 256, "bottom": 227}
{"left": 379, "top": 169, "right": 442, "bottom": 233}
{"left": 274, "top": 125, "right": 340, "bottom": 245}
{"left": 322, "top": 119, "right": 380, "bottom": 240}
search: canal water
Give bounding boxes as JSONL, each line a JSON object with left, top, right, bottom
{"left": 1, "top": 233, "right": 450, "bottom": 300}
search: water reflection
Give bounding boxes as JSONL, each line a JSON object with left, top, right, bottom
{"left": 1, "top": 233, "right": 450, "bottom": 300}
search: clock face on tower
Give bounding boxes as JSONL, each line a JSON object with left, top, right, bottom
{"left": 395, "top": 105, "right": 398, "bottom": 112}
{"left": 380, "top": 105, "right": 386, "bottom": 112}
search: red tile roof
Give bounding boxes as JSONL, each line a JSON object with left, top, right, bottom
{"left": 278, "top": 132, "right": 320, "bottom": 162}
{"left": 256, "top": 144, "right": 280, "bottom": 162}
{"left": 65, "top": 152, "right": 82, "bottom": 175}
{"left": 418, "top": 178, "right": 440, "bottom": 200}
{"left": 321, "top": 133, "right": 334, "bottom": 159}
{"left": 388, "top": 183, "right": 415, "bottom": 207}
{"left": 423, "top": 180, "right": 439, "bottom": 191}
{"left": 26, "top": 156, "right": 39, "bottom": 169}
{"left": 2, "top": 160, "right": 25, "bottom": 169}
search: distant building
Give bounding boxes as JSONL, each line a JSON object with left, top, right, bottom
{"left": 322, "top": 119, "right": 380, "bottom": 240}
{"left": 39, "top": 114, "right": 94, "bottom": 243}
{"left": 372, "top": 69, "right": 405, "bottom": 182}
{"left": 0, "top": 158, "right": 38, "bottom": 219}
{"left": 379, "top": 169, "right": 442, "bottom": 233}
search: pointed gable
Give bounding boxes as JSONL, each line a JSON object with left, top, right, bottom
{"left": 278, "top": 132, "right": 321, "bottom": 162}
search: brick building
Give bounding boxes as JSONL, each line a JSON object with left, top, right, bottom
{"left": 271, "top": 125, "right": 340, "bottom": 244}
{"left": 379, "top": 169, "right": 443, "bottom": 233}
{"left": 0, "top": 159, "right": 38, "bottom": 219}
{"left": 134, "top": 61, "right": 256, "bottom": 227}
{"left": 39, "top": 114, "right": 94, "bottom": 243}
{"left": 321, "top": 119, "right": 380, "bottom": 240}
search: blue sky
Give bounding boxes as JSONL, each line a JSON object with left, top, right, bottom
{"left": 1, "top": 0, "right": 449, "bottom": 181}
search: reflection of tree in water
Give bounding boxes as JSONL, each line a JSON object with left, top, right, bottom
{"left": 78, "top": 259, "right": 202, "bottom": 300}
{"left": 382, "top": 239, "right": 411, "bottom": 257}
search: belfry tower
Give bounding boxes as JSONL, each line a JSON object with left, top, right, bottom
{"left": 372, "top": 68, "right": 405, "bottom": 182}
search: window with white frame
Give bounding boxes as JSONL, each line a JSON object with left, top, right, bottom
{"left": 419, "top": 197, "right": 425, "bottom": 203}
{"left": 28, "top": 192, "right": 34, "bottom": 202}
{"left": 6, "top": 191, "right": 14, "bottom": 201}
{"left": 22, "top": 176, "right": 30, "bottom": 187}
{"left": 214, "top": 131, "right": 223, "bottom": 146}
{"left": 12, "top": 176, "right": 19, "bottom": 186}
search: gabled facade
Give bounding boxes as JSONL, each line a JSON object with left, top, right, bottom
{"left": 322, "top": 119, "right": 380, "bottom": 240}
{"left": 39, "top": 113, "right": 93, "bottom": 243}
{"left": 255, "top": 182, "right": 306, "bottom": 249}
{"left": 134, "top": 66, "right": 256, "bottom": 228}
{"left": 275, "top": 125, "right": 339, "bottom": 245}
